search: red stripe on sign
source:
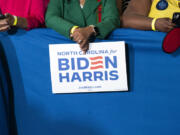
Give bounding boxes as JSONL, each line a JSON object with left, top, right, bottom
{"left": 91, "top": 61, "right": 103, "bottom": 65}
{"left": 90, "top": 65, "right": 104, "bottom": 70}
{"left": 90, "top": 56, "right": 103, "bottom": 60}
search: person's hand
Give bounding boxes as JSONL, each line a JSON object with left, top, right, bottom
{"left": 71, "top": 26, "right": 95, "bottom": 54}
{"left": 155, "top": 18, "right": 176, "bottom": 32}
{"left": 0, "top": 18, "right": 10, "bottom": 32}
{"left": 6, "top": 13, "right": 28, "bottom": 29}
{"left": 5, "top": 13, "right": 15, "bottom": 26}
{"left": 0, "top": 13, "right": 15, "bottom": 32}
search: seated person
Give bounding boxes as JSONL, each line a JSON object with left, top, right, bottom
{"left": 45, "top": 0, "right": 120, "bottom": 53}
{"left": 0, "top": 0, "right": 49, "bottom": 31}
{"left": 122, "top": 0, "right": 180, "bottom": 32}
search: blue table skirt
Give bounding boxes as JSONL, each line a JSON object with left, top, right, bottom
{"left": 0, "top": 55, "right": 9, "bottom": 135}
{"left": 0, "top": 28, "right": 180, "bottom": 135}
{"left": 0, "top": 81, "right": 9, "bottom": 135}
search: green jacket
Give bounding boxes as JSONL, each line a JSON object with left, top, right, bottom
{"left": 45, "top": 0, "right": 120, "bottom": 39}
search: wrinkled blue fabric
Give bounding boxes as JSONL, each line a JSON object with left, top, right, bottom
{"left": 0, "top": 28, "right": 180, "bottom": 135}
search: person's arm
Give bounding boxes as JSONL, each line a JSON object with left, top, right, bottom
{"left": 45, "top": 0, "right": 75, "bottom": 38}
{"left": 94, "top": 0, "right": 120, "bottom": 39}
{"left": 122, "top": 0, "right": 153, "bottom": 30}
{"left": 0, "top": 13, "right": 28, "bottom": 31}
{"left": 122, "top": 0, "right": 175, "bottom": 32}
{"left": 5, "top": 13, "right": 28, "bottom": 29}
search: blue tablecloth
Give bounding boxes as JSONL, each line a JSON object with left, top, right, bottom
{"left": 1, "top": 28, "right": 180, "bottom": 135}
{"left": 0, "top": 33, "right": 10, "bottom": 135}
{"left": 0, "top": 81, "right": 9, "bottom": 135}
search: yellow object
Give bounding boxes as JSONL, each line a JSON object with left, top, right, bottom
{"left": 148, "top": 0, "right": 180, "bottom": 19}
{"left": 70, "top": 26, "right": 79, "bottom": 34}
{"left": 151, "top": 18, "right": 157, "bottom": 31}
{"left": 13, "top": 16, "right": 18, "bottom": 26}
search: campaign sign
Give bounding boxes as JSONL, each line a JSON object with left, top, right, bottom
{"left": 49, "top": 41, "right": 128, "bottom": 93}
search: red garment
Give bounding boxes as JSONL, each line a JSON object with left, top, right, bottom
{"left": 0, "top": 0, "right": 49, "bottom": 30}
{"left": 163, "top": 28, "right": 180, "bottom": 53}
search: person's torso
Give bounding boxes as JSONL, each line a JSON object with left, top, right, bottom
{"left": 0, "top": 0, "right": 31, "bottom": 17}
{"left": 148, "top": 0, "right": 180, "bottom": 19}
{"left": 62, "top": 0, "right": 103, "bottom": 27}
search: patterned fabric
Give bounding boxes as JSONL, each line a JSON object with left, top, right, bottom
{"left": 122, "top": 0, "right": 131, "bottom": 12}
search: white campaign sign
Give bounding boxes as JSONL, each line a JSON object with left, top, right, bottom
{"left": 49, "top": 41, "right": 128, "bottom": 93}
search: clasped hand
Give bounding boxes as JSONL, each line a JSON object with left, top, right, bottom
{"left": 156, "top": 18, "right": 176, "bottom": 32}
{"left": 71, "top": 26, "right": 95, "bottom": 54}
{"left": 0, "top": 13, "right": 15, "bottom": 32}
